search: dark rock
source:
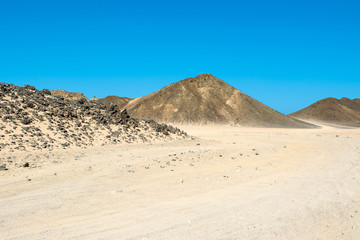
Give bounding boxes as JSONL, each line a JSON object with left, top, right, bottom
{"left": 41, "top": 89, "right": 51, "bottom": 95}
{"left": 167, "top": 125, "right": 177, "bottom": 134}
{"left": 3, "top": 115, "right": 13, "bottom": 121}
{"left": 78, "top": 98, "right": 87, "bottom": 105}
{"left": 109, "top": 103, "right": 117, "bottom": 112}
{"left": 21, "top": 118, "right": 32, "bottom": 125}
{"left": 120, "top": 109, "right": 130, "bottom": 119}
{"left": 26, "top": 102, "right": 35, "bottom": 108}
{"left": 0, "top": 163, "right": 7, "bottom": 171}
{"left": 24, "top": 84, "right": 36, "bottom": 90}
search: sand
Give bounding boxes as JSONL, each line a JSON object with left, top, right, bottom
{"left": 1, "top": 125, "right": 360, "bottom": 239}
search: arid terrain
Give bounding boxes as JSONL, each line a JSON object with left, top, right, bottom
{"left": 1, "top": 124, "right": 360, "bottom": 240}
{"left": 1, "top": 0, "right": 358, "bottom": 238}
{"left": 1, "top": 80, "right": 360, "bottom": 239}
{"left": 0, "top": 83, "right": 186, "bottom": 156}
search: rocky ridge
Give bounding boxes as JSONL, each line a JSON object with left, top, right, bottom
{"left": 0, "top": 83, "right": 187, "bottom": 156}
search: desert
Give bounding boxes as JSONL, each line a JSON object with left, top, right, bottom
{"left": 1, "top": 124, "right": 360, "bottom": 239}
{"left": 2, "top": 1, "right": 359, "bottom": 238}
{"left": 1, "top": 80, "right": 360, "bottom": 239}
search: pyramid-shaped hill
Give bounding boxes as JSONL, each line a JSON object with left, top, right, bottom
{"left": 123, "top": 74, "right": 316, "bottom": 128}
{"left": 289, "top": 97, "right": 360, "bottom": 127}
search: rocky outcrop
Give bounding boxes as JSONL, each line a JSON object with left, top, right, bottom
{"left": 51, "top": 90, "right": 88, "bottom": 100}
{"left": 0, "top": 83, "right": 187, "bottom": 154}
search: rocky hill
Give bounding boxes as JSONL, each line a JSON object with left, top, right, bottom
{"left": 124, "top": 74, "right": 316, "bottom": 128}
{"left": 51, "top": 90, "right": 88, "bottom": 100}
{"left": 290, "top": 97, "right": 360, "bottom": 127}
{"left": 99, "top": 96, "right": 132, "bottom": 109}
{"left": 0, "top": 83, "right": 187, "bottom": 156}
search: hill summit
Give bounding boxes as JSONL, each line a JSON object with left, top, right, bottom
{"left": 290, "top": 97, "right": 360, "bottom": 127}
{"left": 124, "top": 74, "right": 315, "bottom": 128}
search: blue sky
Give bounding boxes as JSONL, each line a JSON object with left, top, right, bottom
{"left": 0, "top": 0, "right": 359, "bottom": 114}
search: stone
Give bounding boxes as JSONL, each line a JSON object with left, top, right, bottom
{"left": 78, "top": 98, "right": 87, "bottom": 105}
{"left": 24, "top": 84, "right": 36, "bottom": 90}
{"left": 21, "top": 118, "right": 32, "bottom": 125}
{"left": 0, "top": 163, "right": 7, "bottom": 171}
{"left": 41, "top": 89, "right": 51, "bottom": 95}
{"left": 109, "top": 103, "right": 117, "bottom": 111}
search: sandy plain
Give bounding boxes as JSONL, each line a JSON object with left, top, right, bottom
{"left": 1, "top": 125, "right": 360, "bottom": 240}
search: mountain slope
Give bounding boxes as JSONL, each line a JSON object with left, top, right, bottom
{"left": 290, "top": 97, "right": 360, "bottom": 127}
{"left": 124, "top": 74, "right": 315, "bottom": 128}
{"left": 99, "top": 96, "right": 132, "bottom": 109}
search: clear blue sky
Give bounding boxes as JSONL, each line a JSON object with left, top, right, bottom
{"left": 0, "top": 0, "right": 359, "bottom": 114}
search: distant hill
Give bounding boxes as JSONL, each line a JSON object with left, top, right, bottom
{"left": 99, "top": 96, "right": 132, "bottom": 109}
{"left": 124, "top": 74, "right": 316, "bottom": 128}
{"left": 290, "top": 97, "right": 360, "bottom": 127}
{"left": 51, "top": 90, "right": 88, "bottom": 100}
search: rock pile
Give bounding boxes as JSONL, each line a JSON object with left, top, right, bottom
{"left": 0, "top": 82, "right": 187, "bottom": 154}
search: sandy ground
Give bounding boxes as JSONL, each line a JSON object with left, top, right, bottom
{"left": 1, "top": 125, "right": 360, "bottom": 240}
